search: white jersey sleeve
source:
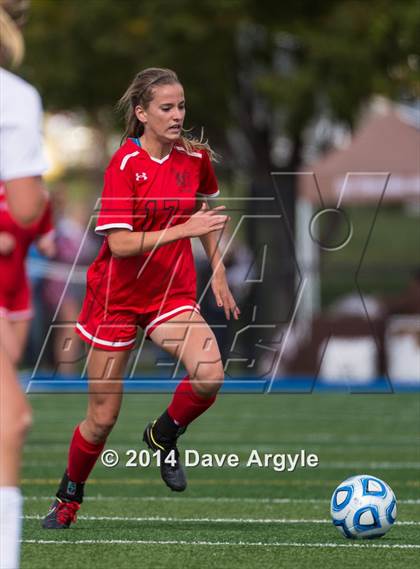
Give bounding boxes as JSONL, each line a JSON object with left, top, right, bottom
{"left": 0, "top": 68, "right": 48, "bottom": 182}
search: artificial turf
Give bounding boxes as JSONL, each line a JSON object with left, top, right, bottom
{"left": 21, "top": 392, "right": 420, "bottom": 569}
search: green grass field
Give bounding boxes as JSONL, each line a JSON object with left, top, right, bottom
{"left": 21, "top": 392, "right": 420, "bottom": 569}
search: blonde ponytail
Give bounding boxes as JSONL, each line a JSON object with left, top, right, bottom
{"left": 179, "top": 128, "right": 219, "bottom": 162}
{"left": 0, "top": 6, "right": 24, "bottom": 67}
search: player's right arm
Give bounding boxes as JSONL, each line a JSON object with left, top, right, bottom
{"left": 107, "top": 203, "right": 228, "bottom": 258}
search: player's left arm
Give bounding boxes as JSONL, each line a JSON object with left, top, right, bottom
{"left": 196, "top": 197, "right": 240, "bottom": 321}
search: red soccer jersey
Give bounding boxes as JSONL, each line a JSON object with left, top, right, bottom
{"left": 89, "top": 139, "right": 219, "bottom": 313}
{"left": 0, "top": 182, "right": 54, "bottom": 307}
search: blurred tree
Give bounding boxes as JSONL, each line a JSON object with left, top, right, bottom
{"left": 22, "top": 0, "right": 420, "bottom": 361}
{"left": 232, "top": 0, "right": 419, "bottom": 336}
{"left": 23, "top": 0, "right": 418, "bottom": 162}
{"left": 22, "top": 0, "right": 241, "bottom": 160}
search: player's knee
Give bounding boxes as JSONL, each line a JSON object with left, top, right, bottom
{"left": 19, "top": 409, "right": 33, "bottom": 443}
{"left": 21, "top": 407, "right": 33, "bottom": 434}
{"left": 1, "top": 405, "right": 32, "bottom": 445}
{"left": 16, "top": 406, "right": 32, "bottom": 441}
{"left": 88, "top": 408, "right": 119, "bottom": 442}
{"left": 194, "top": 362, "right": 224, "bottom": 396}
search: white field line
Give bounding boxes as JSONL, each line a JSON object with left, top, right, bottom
{"left": 22, "top": 539, "right": 420, "bottom": 549}
{"left": 23, "top": 515, "right": 420, "bottom": 526}
{"left": 24, "top": 496, "right": 420, "bottom": 505}
{"left": 24, "top": 443, "right": 420, "bottom": 452}
{"left": 21, "top": 479, "right": 420, "bottom": 488}
{"left": 21, "top": 460, "right": 420, "bottom": 470}
{"left": 23, "top": 439, "right": 420, "bottom": 452}
{"left": 317, "top": 462, "right": 420, "bottom": 470}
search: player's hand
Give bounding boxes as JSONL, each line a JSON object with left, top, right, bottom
{"left": 0, "top": 232, "right": 16, "bottom": 255}
{"left": 181, "top": 203, "right": 229, "bottom": 238}
{"left": 36, "top": 233, "right": 56, "bottom": 258}
{"left": 211, "top": 266, "right": 241, "bottom": 321}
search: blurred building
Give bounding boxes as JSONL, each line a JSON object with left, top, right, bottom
{"left": 269, "top": 101, "right": 420, "bottom": 385}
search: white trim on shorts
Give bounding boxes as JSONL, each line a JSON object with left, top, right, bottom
{"left": 0, "top": 306, "right": 33, "bottom": 321}
{"left": 75, "top": 322, "right": 136, "bottom": 348}
{"left": 144, "top": 303, "right": 201, "bottom": 335}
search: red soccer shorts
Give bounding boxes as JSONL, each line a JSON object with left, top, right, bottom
{"left": 0, "top": 280, "right": 32, "bottom": 321}
{"left": 75, "top": 294, "right": 201, "bottom": 351}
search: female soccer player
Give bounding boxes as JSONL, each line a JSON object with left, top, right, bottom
{"left": 0, "top": 186, "right": 55, "bottom": 364}
{"left": 43, "top": 68, "right": 240, "bottom": 529}
{"left": 0, "top": 1, "right": 50, "bottom": 566}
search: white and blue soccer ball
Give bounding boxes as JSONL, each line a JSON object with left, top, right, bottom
{"left": 330, "top": 474, "right": 397, "bottom": 539}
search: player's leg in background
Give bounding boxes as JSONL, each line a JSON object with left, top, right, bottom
{"left": 9, "top": 319, "right": 31, "bottom": 364}
{"left": 42, "top": 347, "right": 130, "bottom": 528}
{"left": 144, "top": 310, "right": 224, "bottom": 490}
{"left": 0, "top": 345, "right": 32, "bottom": 569}
{"left": 0, "top": 315, "right": 23, "bottom": 365}
{"left": 53, "top": 298, "right": 82, "bottom": 375}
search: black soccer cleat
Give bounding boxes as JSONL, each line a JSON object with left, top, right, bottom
{"left": 41, "top": 497, "right": 80, "bottom": 529}
{"left": 143, "top": 419, "right": 187, "bottom": 492}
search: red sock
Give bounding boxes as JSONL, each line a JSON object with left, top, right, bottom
{"left": 167, "top": 375, "right": 217, "bottom": 427}
{"left": 67, "top": 425, "right": 105, "bottom": 483}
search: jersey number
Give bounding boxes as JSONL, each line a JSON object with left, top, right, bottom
{"left": 141, "top": 199, "right": 180, "bottom": 231}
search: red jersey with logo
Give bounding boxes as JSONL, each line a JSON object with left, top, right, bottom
{"left": 86, "top": 139, "right": 219, "bottom": 314}
{"left": 0, "top": 182, "right": 54, "bottom": 317}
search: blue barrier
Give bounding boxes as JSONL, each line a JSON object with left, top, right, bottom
{"left": 23, "top": 374, "right": 420, "bottom": 394}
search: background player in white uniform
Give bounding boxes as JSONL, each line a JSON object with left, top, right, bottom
{"left": 0, "top": 1, "right": 49, "bottom": 567}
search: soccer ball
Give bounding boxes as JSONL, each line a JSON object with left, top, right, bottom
{"left": 330, "top": 474, "right": 397, "bottom": 539}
